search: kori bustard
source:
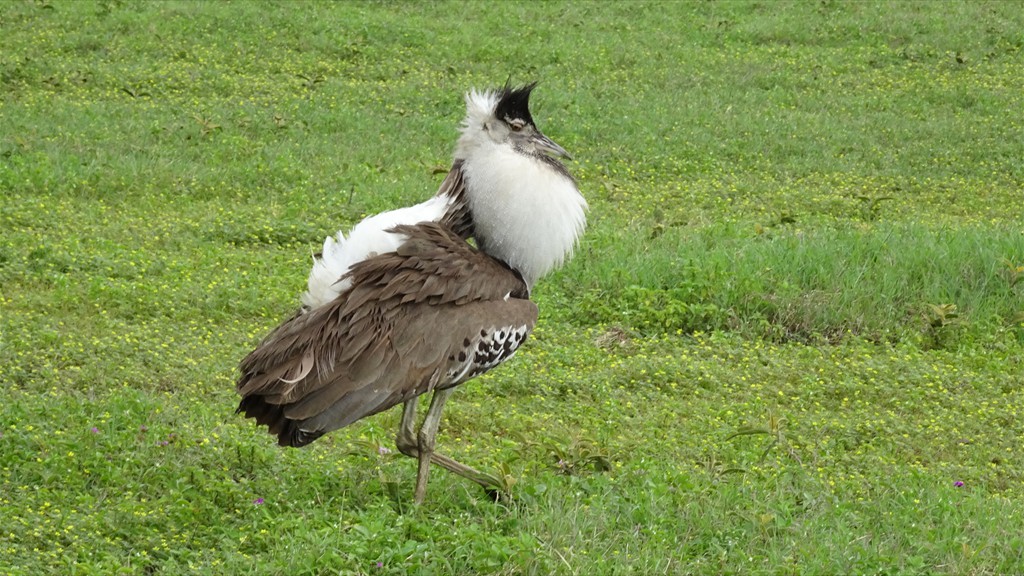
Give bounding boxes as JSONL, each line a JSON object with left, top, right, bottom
{"left": 237, "top": 83, "right": 587, "bottom": 503}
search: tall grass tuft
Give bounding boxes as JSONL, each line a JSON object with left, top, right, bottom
{"left": 560, "top": 222, "right": 1024, "bottom": 345}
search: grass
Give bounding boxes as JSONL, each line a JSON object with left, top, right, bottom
{"left": 563, "top": 221, "right": 1024, "bottom": 344}
{"left": 2, "top": 0, "right": 1023, "bottom": 574}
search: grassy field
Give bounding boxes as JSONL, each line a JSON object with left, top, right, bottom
{"left": 2, "top": 0, "right": 1024, "bottom": 573}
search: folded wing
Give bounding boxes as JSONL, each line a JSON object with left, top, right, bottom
{"left": 237, "top": 222, "right": 537, "bottom": 447}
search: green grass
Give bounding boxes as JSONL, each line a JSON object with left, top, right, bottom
{"left": 563, "top": 221, "right": 1024, "bottom": 344}
{"left": 2, "top": 1, "right": 1024, "bottom": 574}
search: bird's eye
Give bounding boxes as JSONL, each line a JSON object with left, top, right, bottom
{"left": 509, "top": 121, "right": 524, "bottom": 132}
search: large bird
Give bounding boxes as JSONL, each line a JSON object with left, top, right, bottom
{"left": 236, "top": 83, "right": 587, "bottom": 503}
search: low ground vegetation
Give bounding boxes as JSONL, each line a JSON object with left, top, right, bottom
{"left": 2, "top": 1, "right": 1023, "bottom": 574}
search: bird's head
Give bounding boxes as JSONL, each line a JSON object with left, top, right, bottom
{"left": 455, "top": 82, "right": 571, "bottom": 163}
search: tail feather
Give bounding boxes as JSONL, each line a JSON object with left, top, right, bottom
{"left": 300, "top": 195, "right": 458, "bottom": 311}
{"left": 236, "top": 396, "right": 324, "bottom": 448}
{"left": 301, "top": 232, "right": 350, "bottom": 310}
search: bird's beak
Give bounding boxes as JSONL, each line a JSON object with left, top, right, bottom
{"left": 533, "top": 132, "right": 573, "bottom": 161}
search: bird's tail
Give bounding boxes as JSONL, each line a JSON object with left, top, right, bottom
{"left": 236, "top": 395, "right": 325, "bottom": 448}
{"left": 301, "top": 232, "right": 350, "bottom": 310}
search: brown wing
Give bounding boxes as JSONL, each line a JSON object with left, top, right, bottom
{"left": 236, "top": 221, "right": 537, "bottom": 447}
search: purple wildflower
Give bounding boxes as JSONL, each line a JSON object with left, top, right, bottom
{"left": 254, "top": 497, "right": 265, "bottom": 505}
{"left": 954, "top": 481, "right": 964, "bottom": 488}
{"left": 378, "top": 445, "right": 391, "bottom": 456}
{"left": 90, "top": 427, "right": 100, "bottom": 434}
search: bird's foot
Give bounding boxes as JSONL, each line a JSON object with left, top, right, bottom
{"left": 475, "top": 463, "right": 517, "bottom": 503}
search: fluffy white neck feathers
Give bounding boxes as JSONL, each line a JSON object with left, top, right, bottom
{"left": 455, "top": 89, "right": 588, "bottom": 289}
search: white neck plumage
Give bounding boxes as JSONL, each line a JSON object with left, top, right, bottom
{"left": 456, "top": 150, "right": 586, "bottom": 290}
{"left": 453, "top": 91, "right": 588, "bottom": 289}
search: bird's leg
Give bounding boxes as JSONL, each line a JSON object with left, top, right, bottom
{"left": 413, "top": 388, "right": 454, "bottom": 504}
{"left": 395, "top": 398, "right": 419, "bottom": 458}
{"left": 395, "top": 391, "right": 505, "bottom": 502}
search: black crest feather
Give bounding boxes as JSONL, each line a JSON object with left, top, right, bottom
{"left": 494, "top": 81, "right": 538, "bottom": 126}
